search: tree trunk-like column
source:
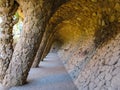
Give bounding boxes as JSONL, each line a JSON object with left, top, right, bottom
{"left": 3, "top": 8, "right": 44, "bottom": 87}
{"left": 32, "top": 0, "right": 68, "bottom": 68}
{"left": 32, "top": 32, "right": 48, "bottom": 68}
{"left": 0, "top": 15, "right": 13, "bottom": 83}
{"left": 32, "top": 32, "right": 54, "bottom": 68}
{"left": 0, "top": 1, "right": 18, "bottom": 83}
{"left": 41, "top": 34, "right": 54, "bottom": 61}
{"left": 2, "top": 0, "right": 56, "bottom": 86}
{"left": 2, "top": 0, "right": 68, "bottom": 87}
{"left": 32, "top": 32, "right": 54, "bottom": 67}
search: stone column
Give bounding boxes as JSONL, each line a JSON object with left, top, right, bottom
{"left": 32, "top": 32, "right": 49, "bottom": 68}
{"left": 3, "top": 0, "right": 66, "bottom": 87}
{"left": 41, "top": 33, "right": 54, "bottom": 61}
{"left": 0, "top": 0, "right": 18, "bottom": 83}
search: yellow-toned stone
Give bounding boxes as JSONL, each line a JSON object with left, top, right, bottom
{"left": 17, "top": 8, "right": 24, "bottom": 19}
{"left": 91, "top": 0, "right": 97, "bottom": 2}
{"left": 109, "top": 15, "right": 115, "bottom": 22}
{"left": 102, "top": 20, "right": 105, "bottom": 26}
{"left": 114, "top": 3, "right": 120, "bottom": 12}
{"left": 57, "top": 22, "right": 82, "bottom": 43}
{"left": 77, "top": 18, "right": 81, "bottom": 21}
{"left": 118, "top": 17, "right": 120, "bottom": 22}
{"left": 92, "top": 12, "right": 97, "bottom": 17}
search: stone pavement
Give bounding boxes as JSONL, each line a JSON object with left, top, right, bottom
{"left": 6, "top": 53, "right": 78, "bottom": 90}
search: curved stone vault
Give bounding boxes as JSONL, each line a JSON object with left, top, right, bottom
{"left": 0, "top": 0, "right": 120, "bottom": 90}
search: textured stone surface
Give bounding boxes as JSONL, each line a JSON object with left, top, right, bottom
{"left": 75, "top": 33, "right": 120, "bottom": 90}
{"left": 0, "top": 1, "right": 18, "bottom": 83}
{"left": 2, "top": 0, "right": 69, "bottom": 87}
{"left": 49, "top": 0, "right": 120, "bottom": 90}
{"left": 0, "top": 0, "right": 120, "bottom": 89}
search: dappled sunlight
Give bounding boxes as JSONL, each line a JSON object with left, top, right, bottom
{"left": 13, "top": 19, "right": 23, "bottom": 46}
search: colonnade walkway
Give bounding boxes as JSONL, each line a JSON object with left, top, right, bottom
{"left": 9, "top": 53, "right": 78, "bottom": 90}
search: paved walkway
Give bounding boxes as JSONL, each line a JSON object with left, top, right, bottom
{"left": 7, "top": 53, "right": 78, "bottom": 90}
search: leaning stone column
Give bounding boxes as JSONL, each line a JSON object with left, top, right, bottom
{"left": 32, "top": 32, "right": 49, "bottom": 68}
{"left": 0, "top": 0, "right": 18, "bottom": 83}
{"left": 40, "top": 33, "right": 54, "bottom": 61}
{"left": 3, "top": 0, "right": 65, "bottom": 87}
{"left": 2, "top": 1, "right": 43, "bottom": 86}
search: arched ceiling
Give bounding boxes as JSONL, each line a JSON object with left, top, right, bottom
{"left": 13, "top": 0, "right": 120, "bottom": 45}
{"left": 48, "top": 0, "right": 120, "bottom": 45}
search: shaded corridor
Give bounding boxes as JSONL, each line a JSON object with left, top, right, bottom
{"left": 10, "top": 53, "right": 78, "bottom": 90}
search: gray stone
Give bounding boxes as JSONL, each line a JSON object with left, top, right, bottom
{"left": 111, "top": 74, "right": 120, "bottom": 88}
{"left": 105, "top": 73, "right": 112, "bottom": 81}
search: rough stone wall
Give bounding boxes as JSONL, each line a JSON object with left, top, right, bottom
{"left": 56, "top": 22, "right": 120, "bottom": 90}
{"left": 0, "top": 0, "right": 120, "bottom": 89}
{"left": 57, "top": 31, "right": 95, "bottom": 80}
{"left": 75, "top": 32, "right": 120, "bottom": 90}
{"left": 49, "top": 0, "right": 120, "bottom": 90}
{"left": 52, "top": 0, "right": 101, "bottom": 80}
{"left": 50, "top": 40, "right": 62, "bottom": 53}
